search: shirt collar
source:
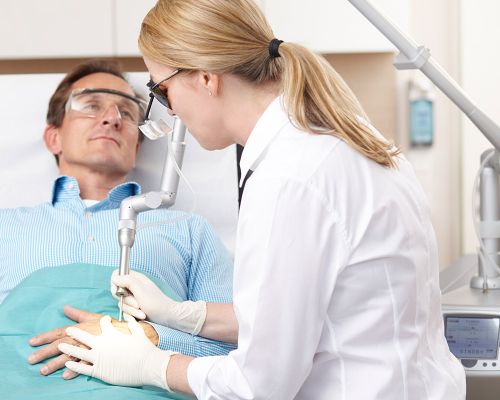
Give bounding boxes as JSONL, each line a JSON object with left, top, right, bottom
{"left": 239, "top": 96, "right": 290, "bottom": 187}
{"left": 51, "top": 176, "right": 141, "bottom": 210}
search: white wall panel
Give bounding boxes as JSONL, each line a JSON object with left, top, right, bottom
{"left": 114, "top": 0, "right": 157, "bottom": 56}
{"left": 0, "top": 1, "right": 113, "bottom": 58}
{"left": 403, "top": 0, "right": 462, "bottom": 269}
{"left": 262, "top": 0, "right": 410, "bottom": 53}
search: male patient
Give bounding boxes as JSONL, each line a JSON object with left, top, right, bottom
{"left": 0, "top": 60, "right": 234, "bottom": 380}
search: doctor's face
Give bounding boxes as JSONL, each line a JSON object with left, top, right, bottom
{"left": 46, "top": 73, "right": 140, "bottom": 178}
{"left": 143, "top": 56, "right": 233, "bottom": 150}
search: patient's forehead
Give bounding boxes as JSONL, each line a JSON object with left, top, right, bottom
{"left": 71, "top": 72, "right": 134, "bottom": 96}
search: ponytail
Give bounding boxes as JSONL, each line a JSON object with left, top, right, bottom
{"left": 277, "top": 43, "right": 400, "bottom": 168}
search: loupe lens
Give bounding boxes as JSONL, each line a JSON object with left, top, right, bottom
{"left": 139, "top": 119, "right": 173, "bottom": 140}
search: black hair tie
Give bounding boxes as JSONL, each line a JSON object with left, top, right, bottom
{"left": 268, "top": 38, "right": 283, "bottom": 58}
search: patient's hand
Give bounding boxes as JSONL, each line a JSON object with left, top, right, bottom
{"left": 28, "top": 305, "right": 159, "bottom": 379}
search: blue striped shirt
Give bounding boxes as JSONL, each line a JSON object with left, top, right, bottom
{"left": 0, "top": 176, "right": 235, "bottom": 356}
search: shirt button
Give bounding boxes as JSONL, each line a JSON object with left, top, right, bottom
{"left": 85, "top": 212, "right": 93, "bottom": 218}
{"left": 67, "top": 183, "right": 74, "bottom": 190}
{"left": 87, "top": 235, "right": 94, "bottom": 242}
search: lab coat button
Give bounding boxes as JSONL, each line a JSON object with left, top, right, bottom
{"left": 88, "top": 235, "right": 94, "bottom": 242}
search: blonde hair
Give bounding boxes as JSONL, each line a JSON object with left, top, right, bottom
{"left": 139, "top": 0, "right": 400, "bottom": 168}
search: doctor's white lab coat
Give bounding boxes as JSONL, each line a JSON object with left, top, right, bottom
{"left": 187, "top": 97, "right": 466, "bottom": 400}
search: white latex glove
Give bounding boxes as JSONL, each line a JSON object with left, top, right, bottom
{"left": 59, "top": 315, "right": 177, "bottom": 391}
{"left": 111, "top": 270, "right": 207, "bottom": 335}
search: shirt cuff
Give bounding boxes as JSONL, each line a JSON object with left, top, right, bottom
{"left": 187, "top": 355, "right": 225, "bottom": 397}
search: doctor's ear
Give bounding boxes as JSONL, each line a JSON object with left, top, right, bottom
{"left": 43, "top": 125, "right": 62, "bottom": 156}
{"left": 198, "top": 71, "right": 221, "bottom": 97}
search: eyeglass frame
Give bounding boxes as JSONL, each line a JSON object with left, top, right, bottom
{"left": 65, "top": 88, "right": 148, "bottom": 126}
{"left": 144, "top": 69, "right": 183, "bottom": 120}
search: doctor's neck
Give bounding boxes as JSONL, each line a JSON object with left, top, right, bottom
{"left": 221, "top": 76, "right": 280, "bottom": 146}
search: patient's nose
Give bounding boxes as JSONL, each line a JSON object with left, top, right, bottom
{"left": 101, "top": 105, "right": 122, "bottom": 129}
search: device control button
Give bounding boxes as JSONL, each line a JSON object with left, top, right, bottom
{"left": 461, "top": 359, "right": 477, "bottom": 368}
{"left": 483, "top": 362, "right": 488, "bottom": 367}
{"left": 493, "top": 362, "right": 497, "bottom": 367}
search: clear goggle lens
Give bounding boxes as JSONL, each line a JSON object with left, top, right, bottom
{"left": 66, "top": 88, "right": 147, "bottom": 128}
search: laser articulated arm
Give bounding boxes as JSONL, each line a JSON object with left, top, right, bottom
{"left": 115, "top": 117, "right": 187, "bottom": 319}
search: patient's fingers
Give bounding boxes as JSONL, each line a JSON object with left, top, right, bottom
{"left": 29, "top": 326, "right": 67, "bottom": 347}
{"left": 62, "top": 359, "right": 91, "bottom": 380}
{"left": 58, "top": 343, "right": 95, "bottom": 364}
{"left": 66, "top": 360, "right": 93, "bottom": 377}
{"left": 64, "top": 305, "right": 102, "bottom": 323}
{"left": 62, "top": 368, "right": 80, "bottom": 380}
{"left": 28, "top": 336, "right": 83, "bottom": 364}
{"left": 66, "top": 326, "right": 98, "bottom": 348}
{"left": 30, "top": 308, "right": 101, "bottom": 348}
{"left": 39, "top": 353, "right": 73, "bottom": 376}
{"left": 28, "top": 335, "right": 90, "bottom": 376}
{"left": 28, "top": 338, "right": 65, "bottom": 364}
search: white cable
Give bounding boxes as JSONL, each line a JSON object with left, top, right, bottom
{"left": 471, "top": 151, "right": 500, "bottom": 279}
{"left": 136, "top": 129, "right": 197, "bottom": 231}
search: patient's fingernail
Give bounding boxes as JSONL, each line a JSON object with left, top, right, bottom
{"left": 40, "top": 366, "right": 48, "bottom": 375}
{"left": 28, "top": 355, "right": 36, "bottom": 364}
{"left": 62, "top": 370, "right": 70, "bottom": 379}
{"left": 29, "top": 337, "right": 37, "bottom": 345}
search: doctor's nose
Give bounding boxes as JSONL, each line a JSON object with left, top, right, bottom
{"left": 100, "top": 104, "right": 123, "bottom": 129}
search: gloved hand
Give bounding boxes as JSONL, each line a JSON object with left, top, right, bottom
{"left": 59, "top": 315, "right": 177, "bottom": 390}
{"left": 111, "top": 270, "right": 207, "bottom": 335}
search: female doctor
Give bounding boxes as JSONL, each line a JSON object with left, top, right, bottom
{"left": 59, "top": 0, "right": 466, "bottom": 398}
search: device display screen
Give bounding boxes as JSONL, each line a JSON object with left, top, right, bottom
{"left": 445, "top": 316, "right": 500, "bottom": 360}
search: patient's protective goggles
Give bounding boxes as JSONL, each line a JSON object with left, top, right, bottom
{"left": 65, "top": 88, "right": 147, "bottom": 129}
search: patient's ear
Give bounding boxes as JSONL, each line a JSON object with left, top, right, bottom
{"left": 43, "top": 125, "right": 62, "bottom": 156}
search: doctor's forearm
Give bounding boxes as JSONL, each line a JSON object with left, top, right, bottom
{"left": 198, "top": 302, "right": 238, "bottom": 344}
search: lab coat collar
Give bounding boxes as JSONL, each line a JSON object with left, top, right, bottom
{"left": 239, "top": 96, "right": 290, "bottom": 187}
